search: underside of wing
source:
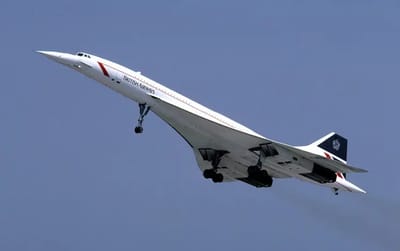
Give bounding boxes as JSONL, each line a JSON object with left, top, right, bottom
{"left": 278, "top": 144, "right": 368, "bottom": 174}
{"left": 147, "top": 93, "right": 366, "bottom": 189}
{"left": 148, "top": 94, "right": 269, "bottom": 151}
{"left": 148, "top": 94, "right": 290, "bottom": 186}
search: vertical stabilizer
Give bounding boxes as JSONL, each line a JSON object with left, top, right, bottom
{"left": 311, "top": 132, "right": 348, "bottom": 162}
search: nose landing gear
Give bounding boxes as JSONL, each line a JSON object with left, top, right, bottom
{"left": 134, "top": 103, "right": 150, "bottom": 134}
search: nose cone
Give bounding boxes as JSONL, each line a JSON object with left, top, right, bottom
{"left": 37, "top": 50, "right": 79, "bottom": 68}
{"left": 37, "top": 50, "right": 66, "bottom": 63}
{"left": 37, "top": 50, "right": 62, "bottom": 58}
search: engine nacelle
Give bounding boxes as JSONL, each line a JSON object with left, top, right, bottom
{"left": 300, "top": 163, "right": 336, "bottom": 184}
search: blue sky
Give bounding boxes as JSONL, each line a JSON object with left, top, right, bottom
{"left": 1, "top": 1, "right": 399, "bottom": 250}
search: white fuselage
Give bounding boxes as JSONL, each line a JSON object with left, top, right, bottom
{"left": 38, "top": 51, "right": 366, "bottom": 194}
{"left": 80, "top": 53, "right": 264, "bottom": 138}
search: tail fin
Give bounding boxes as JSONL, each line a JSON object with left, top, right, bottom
{"left": 311, "top": 132, "right": 348, "bottom": 162}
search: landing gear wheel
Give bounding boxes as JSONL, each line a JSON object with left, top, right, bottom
{"left": 248, "top": 165, "right": 259, "bottom": 176}
{"left": 134, "top": 126, "right": 143, "bottom": 134}
{"left": 333, "top": 188, "right": 339, "bottom": 195}
{"left": 263, "top": 174, "right": 273, "bottom": 187}
{"left": 247, "top": 166, "right": 273, "bottom": 187}
{"left": 203, "top": 169, "right": 215, "bottom": 179}
{"left": 258, "top": 169, "right": 273, "bottom": 187}
{"left": 212, "top": 173, "right": 223, "bottom": 183}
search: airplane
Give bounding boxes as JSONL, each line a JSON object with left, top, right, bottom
{"left": 37, "top": 50, "right": 367, "bottom": 195}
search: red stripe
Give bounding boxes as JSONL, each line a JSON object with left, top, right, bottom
{"left": 98, "top": 62, "right": 109, "bottom": 77}
{"left": 324, "top": 152, "right": 332, "bottom": 160}
{"left": 336, "top": 172, "right": 344, "bottom": 179}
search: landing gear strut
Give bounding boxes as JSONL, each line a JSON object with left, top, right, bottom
{"left": 199, "top": 148, "right": 228, "bottom": 183}
{"left": 134, "top": 103, "right": 150, "bottom": 134}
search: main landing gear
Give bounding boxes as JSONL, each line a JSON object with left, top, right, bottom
{"left": 134, "top": 103, "right": 150, "bottom": 134}
{"left": 247, "top": 165, "right": 273, "bottom": 187}
{"left": 245, "top": 148, "right": 273, "bottom": 187}
{"left": 203, "top": 169, "right": 224, "bottom": 183}
{"left": 199, "top": 148, "right": 228, "bottom": 183}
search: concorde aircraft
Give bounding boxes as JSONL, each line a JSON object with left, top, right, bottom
{"left": 38, "top": 51, "right": 367, "bottom": 195}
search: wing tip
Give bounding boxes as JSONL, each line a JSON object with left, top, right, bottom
{"left": 348, "top": 166, "right": 368, "bottom": 173}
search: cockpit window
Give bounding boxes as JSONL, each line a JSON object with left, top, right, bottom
{"left": 76, "top": 52, "right": 91, "bottom": 58}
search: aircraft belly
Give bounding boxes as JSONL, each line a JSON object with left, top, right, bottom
{"left": 266, "top": 161, "right": 310, "bottom": 176}
{"left": 153, "top": 100, "right": 328, "bottom": 182}
{"left": 150, "top": 99, "right": 291, "bottom": 179}
{"left": 149, "top": 98, "right": 262, "bottom": 151}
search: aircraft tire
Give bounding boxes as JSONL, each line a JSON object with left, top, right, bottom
{"left": 260, "top": 170, "right": 273, "bottom": 187}
{"left": 247, "top": 165, "right": 259, "bottom": 176}
{"left": 212, "top": 173, "right": 223, "bottom": 183}
{"left": 134, "top": 126, "right": 143, "bottom": 134}
{"left": 203, "top": 169, "right": 215, "bottom": 179}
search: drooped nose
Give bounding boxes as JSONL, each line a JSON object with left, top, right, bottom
{"left": 37, "top": 50, "right": 79, "bottom": 68}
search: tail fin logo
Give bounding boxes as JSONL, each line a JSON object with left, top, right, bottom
{"left": 317, "top": 133, "right": 348, "bottom": 161}
{"left": 332, "top": 139, "right": 341, "bottom": 151}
